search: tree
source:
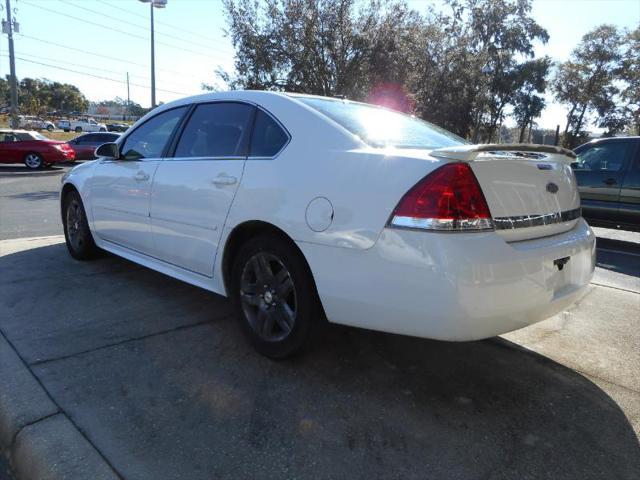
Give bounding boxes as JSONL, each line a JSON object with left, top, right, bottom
{"left": 219, "top": 0, "right": 422, "bottom": 99}
{"left": 512, "top": 57, "right": 551, "bottom": 142}
{"left": 553, "top": 25, "right": 623, "bottom": 147}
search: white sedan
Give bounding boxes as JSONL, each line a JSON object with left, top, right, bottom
{"left": 60, "top": 91, "right": 595, "bottom": 358}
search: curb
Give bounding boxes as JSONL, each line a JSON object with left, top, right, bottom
{"left": 0, "top": 169, "right": 66, "bottom": 178}
{"left": 0, "top": 333, "right": 119, "bottom": 479}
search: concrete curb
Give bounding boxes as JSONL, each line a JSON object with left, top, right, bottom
{"left": 0, "top": 169, "right": 65, "bottom": 178}
{"left": 0, "top": 334, "right": 119, "bottom": 479}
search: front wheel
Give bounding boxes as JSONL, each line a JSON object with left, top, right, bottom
{"left": 24, "top": 153, "right": 44, "bottom": 169}
{"left": 99, "top": 128, "right": 107, "bottom": 132}
{"left": 231, "top": 234, "right": 323, "bottom": 358}
{"left": 47, "top": 125, "right": 54, "bottom": 132}
{"left": 75, "top": 127, "right": 82, "bottom": 133}
{"left": 62, "top": 191, "right": 100, "bottom": 260}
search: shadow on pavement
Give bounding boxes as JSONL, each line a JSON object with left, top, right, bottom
{"left": 1, "top": 243, "right": 639, "bottom": 479}
{"left": 7, "top": 191, "right": 60, "bottom": 201}
{"left": 596, "top": 237, "right": 640, "bottom": 278}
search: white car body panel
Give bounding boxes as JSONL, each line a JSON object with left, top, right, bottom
{"left": 61, "top": 90, "right": 595, "bottom": 342}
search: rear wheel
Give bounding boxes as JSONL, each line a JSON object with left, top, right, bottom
{"left": 46, "top": 125, "right": 54, "bottom": 132}
{"left": 231, "top": 234, "right": 322, "bottom": 358}
{"left": 24, "top": 153, "right": 44, "bottom": 170}
{"left": 62, "top": 191, "right": 100, "bottom": 260}
{"left": 75, "top": 127, "right": 82, "bottom": 133}
{"left": 99, "top": 127, "right": 107, "bottom": 132}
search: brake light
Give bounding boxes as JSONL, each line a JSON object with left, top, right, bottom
{"left": 389, "top": 162, "right": 493, "bottom": 231}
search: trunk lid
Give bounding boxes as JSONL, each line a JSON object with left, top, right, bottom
{"left": 431, "top": 144, "right": 581, "bottom": 242}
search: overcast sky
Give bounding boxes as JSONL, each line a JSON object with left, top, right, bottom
{"left": 3, "top": 0, "right": 639, "bottom": 131}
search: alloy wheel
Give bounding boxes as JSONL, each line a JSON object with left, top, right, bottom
{"left": 240, "top": 252, "right": 297, "bottom": 342}
{"left": 24, "top": 154, "right": 42, "bottom": 169}
{"left": 66, "top": 199, "right": 85, "bottom": 252}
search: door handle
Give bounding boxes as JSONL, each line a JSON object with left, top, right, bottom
{"left": 212, "top": 174, "right": 237, "bottom": 186}
{"left": 134, "top": 171, "right": 150, "bottom": 182}
{"left": 602, "top": 178, "right": 617, "bottom": 186}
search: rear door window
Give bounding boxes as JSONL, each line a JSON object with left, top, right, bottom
{"left": 174, "top": 102, "right": 254, "bottom": 158}
{"left": 574, "top": 142, "right": 635, "bottom": 172}
{"left": 249, "top": 110, "right": 289, "bottom": 157}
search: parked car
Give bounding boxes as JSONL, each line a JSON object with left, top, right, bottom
{"left": 0, "top": 129, "right": 75, "bottom": 169}
{"left": 66, "top": 132, "right": 121, "bottom": 160}
{"left": 572, "top": 136, "right": 640, "bottom": 231}
{"left": 60, "top": 92, "right": 595, "bottom": 358}
{"left": 106, "top": 123, "right": 129, "bottom": 132}
{"left": 58, "top": 118, "right": 107, "bottom": 133}
{"left": 18, "top": 115, "right": 55, "bottom": 132}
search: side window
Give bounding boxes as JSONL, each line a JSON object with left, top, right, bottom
{"left": 174, "top": 102, "right": 254, "bottom": 158}
{"left": 77, "top": 135, "right": 95, "bottom": 145}
{"left": 0, "top": 133, "right": 16, "bottom": 142}
{"left": 249, "top": 110, "right": 289, "bottom": 157}
{"left": 120, "top": 107, "right": 187, "bottom": 160}
{"left": 574, "top": 142, "right": 634, "bottom": 172}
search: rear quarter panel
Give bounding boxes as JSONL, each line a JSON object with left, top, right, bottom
{"left": 224, "top": 95, "right": 443, "bottom": 250}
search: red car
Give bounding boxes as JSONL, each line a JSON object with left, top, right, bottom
{"left": 65, "top": 132, "right": 121, "bottom": 160}
{"left": 0, "top": 129, "right": 75, "bottom": 169}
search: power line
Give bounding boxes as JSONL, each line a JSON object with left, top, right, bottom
{"left": 57, "top": 0, "right": 235, "bottom": 58}
{"left": 100, "top": 0, "right": 233, "bottom": 48}
{"left": 20, "top": 0, "right": 231, "bottom": 60}
{"left": 4, "top": 55, "right": 194, "bottom": 97}
{"left": 14, "top": 50, "right": 193, "bottom": 89}
{"left": 17, "top": 33, "right": 184, "bottom": 76}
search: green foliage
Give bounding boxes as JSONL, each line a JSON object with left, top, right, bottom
{"left": 0, "top": 76, "right": 89, "bottom": 115}
{"left": 553, "top": 24, "right": 626, "bottom": 147}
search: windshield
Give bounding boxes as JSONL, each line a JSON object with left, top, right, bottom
{"left": 297, "top": 96, "right": 467, "bottom": 149}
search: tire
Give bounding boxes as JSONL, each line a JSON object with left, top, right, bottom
{"left": 47, "top": 125, "right": 54, "bottom": 132}
{"left": 24, "top": 153, "right": 44, "bottom": 170}
{"left": 231, "top": 233, "right": 322, "bottom": 358}
{"left": 64, "top": 129, "right": 70, "bottom": 133}
{"left": 62, "top": 190, "right": 100, "bottom": 260}
{"left": 75, "top": 127, "right": 82, "bottom": 133}
{"left": 99, "top": 128, "right": 107, "bottom": 132}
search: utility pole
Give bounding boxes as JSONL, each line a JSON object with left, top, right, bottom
{"left": 5, "top": 0, "right": 18, "bottom": 128}
{"left": 126, "top": 72, "right": 131, "bottom": 120}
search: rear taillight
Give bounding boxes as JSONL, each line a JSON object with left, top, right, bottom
{"left": 389, "top": 162, "right": 493, "bottom": 231}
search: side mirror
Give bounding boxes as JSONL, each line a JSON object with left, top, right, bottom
{"left": 95, "top": 142, "right": 119, "bottom": 159}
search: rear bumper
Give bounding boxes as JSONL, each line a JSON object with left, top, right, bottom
{"left": 299, "top": 218, "right": 595, "bottom": 341}
{"left": 46, "top": 150, "right": 75, "bottom": 163}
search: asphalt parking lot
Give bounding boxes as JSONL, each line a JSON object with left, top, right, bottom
{"left": 1, "top": 164, "right": 639, "bottom": 479}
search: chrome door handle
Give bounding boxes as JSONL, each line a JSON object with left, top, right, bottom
{"left": 134, "top": 171, "right": 150, "bottom": 182}
{"left": 212, "top": 175, "right": 237, "bottom": 186}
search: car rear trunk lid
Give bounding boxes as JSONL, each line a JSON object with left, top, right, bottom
{"left": 431, "top": 144, "right": 581, "bottom": 242}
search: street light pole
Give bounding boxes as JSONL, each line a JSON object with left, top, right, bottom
{"left": 149, "top": 1, "right": 155, "bottom": 108}
{"left": 139, "top": 0, "right": 166, "bottom": 109}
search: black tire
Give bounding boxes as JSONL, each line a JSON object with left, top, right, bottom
{"left": 47, "top": 125, "right": 54, "bottom": 132}
{"left": 231, "top": 233, "right": 322, "bottom": 358}
{"left": 75, "top": 127, "right": 82, "bottom": 133}
{"left": 24, "top": 153, "right": 44, "bottom": 170}
{"left": 64, "top": 129, "right": 70, "bottom": 133}
{"left": 62, "top": 190, "right": 100, "bottom": 260}
{"left": 99, "top": 127, "right": 107, "bottom": 132}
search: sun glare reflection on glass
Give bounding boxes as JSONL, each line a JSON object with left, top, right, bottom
{"left": 356, "top": 108, "right": 402, "bottom": 147}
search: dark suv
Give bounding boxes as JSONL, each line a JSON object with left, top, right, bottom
{"left": 572, "top": 136, "right": 640, "bottom": 231}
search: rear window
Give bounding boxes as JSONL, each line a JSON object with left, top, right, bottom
{"left": 249, "top": 110, "right": 289, "bottom": 157}
{"left": 297, "top": 96, "right": 466, "bottom": 149}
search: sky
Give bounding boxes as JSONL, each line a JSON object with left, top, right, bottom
{"left": 2, "top": 0, "right": 639, "bottom": 131}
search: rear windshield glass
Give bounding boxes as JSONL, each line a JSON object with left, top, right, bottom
{"left": 296, "top": 96, "right": 467, "bottom": 149}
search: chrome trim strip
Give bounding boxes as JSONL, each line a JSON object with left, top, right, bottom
{"left": 493, "top": 207, "right": 581, "bottom": 230}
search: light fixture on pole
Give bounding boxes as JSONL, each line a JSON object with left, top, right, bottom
{"left": 138, "top": 0, "right": 166, "bottom": 109}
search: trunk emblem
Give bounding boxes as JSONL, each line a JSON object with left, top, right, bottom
{"left": 546, "top": 182, "right": 559, "bottom": 194}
